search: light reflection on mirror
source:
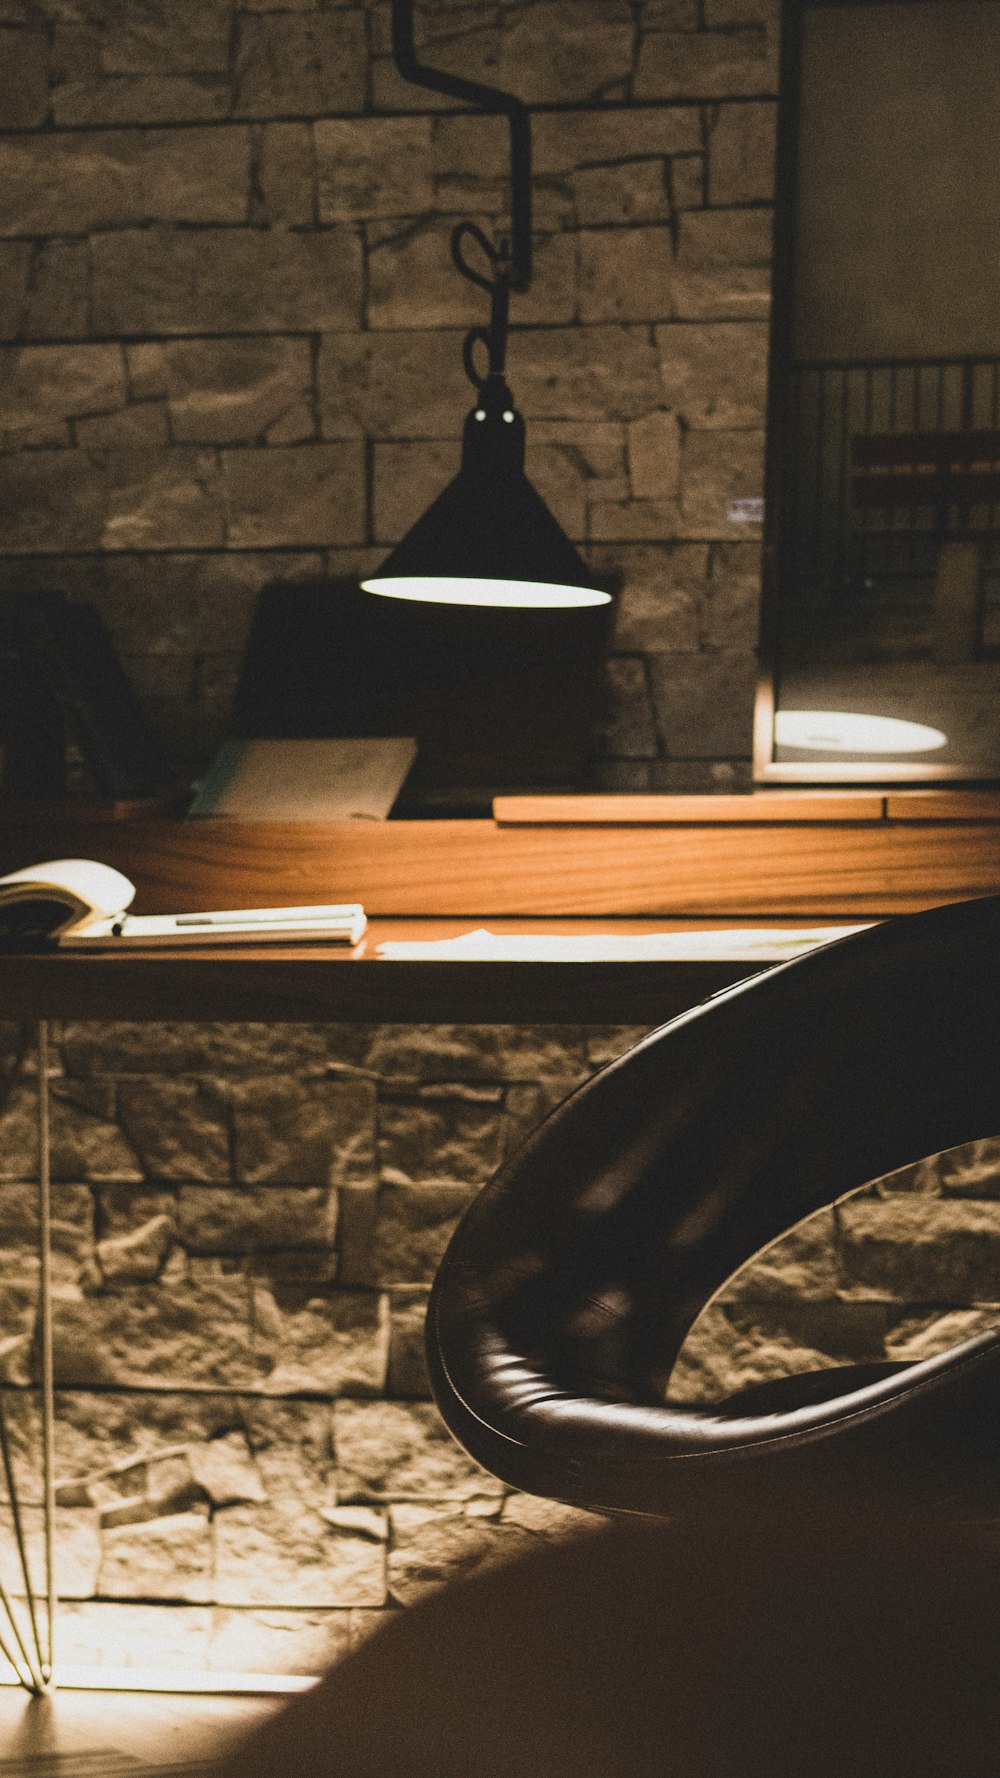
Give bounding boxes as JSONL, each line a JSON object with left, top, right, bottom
{"left": 758, "top": 0, "right": 1000, "bottom": 782}
{"left": 775, "top": 710, "right": 948, "bottom": 754}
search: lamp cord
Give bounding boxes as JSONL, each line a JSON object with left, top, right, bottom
{"left": 390, "top": 0, "right": 532, "bottom": 392}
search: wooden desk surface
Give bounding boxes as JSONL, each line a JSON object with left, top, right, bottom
{"left": 0, "top": 917, "right": 862, "bottom": 1026}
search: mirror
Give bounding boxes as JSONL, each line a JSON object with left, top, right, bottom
{"left": 756, "top": 0, "right": 1000, "bottom": 783}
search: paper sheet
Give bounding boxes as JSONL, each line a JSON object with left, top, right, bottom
{"left": 376, "top": 926, "right": 873, "bottom": 963}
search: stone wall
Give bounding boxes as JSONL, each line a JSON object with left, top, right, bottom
{"left": 0, "top": 0, "right": 777, "bottom": 789}
{"left": 0, "top": 1014, "right": 998, "bottom": 1677}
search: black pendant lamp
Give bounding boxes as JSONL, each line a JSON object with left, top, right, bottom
{"left": 361, "top": 1, "right": 610, "bottom": 613}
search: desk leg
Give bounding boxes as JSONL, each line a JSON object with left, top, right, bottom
{"left": 0, "top": 1025, "right": 56, "bottom": 1693}
{"left": 37, "top": 1019, "right": 56, "bottom": 1687}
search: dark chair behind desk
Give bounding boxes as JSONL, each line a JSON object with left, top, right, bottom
{"left": 213, "top": 897, "right": 1000, "bottom": 1778}
{"left": 230, "top": 578, "right": 612, "bottom": 813}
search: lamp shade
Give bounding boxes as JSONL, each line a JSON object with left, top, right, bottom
{"left": 363, "top": 397, "right": 610, "bottom": 610}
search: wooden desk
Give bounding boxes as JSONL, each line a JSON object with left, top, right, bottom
{"left": 0, "top": 917, "right": 860, "bottom": 1027}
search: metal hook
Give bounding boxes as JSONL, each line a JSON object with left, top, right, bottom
{"left": 390, "top": 0, "right": 532, "bottom": 293}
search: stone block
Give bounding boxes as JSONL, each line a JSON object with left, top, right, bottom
{"left": 208, "top": 1605, "right": 355, "bottom": 1677}
{"left": 635, "top": 27, "right": 778, "bottom": 100}
{"left": 498, "top": 1, "right": 633, "bottom": 103}
{"left": 97, "top": 1213, "right": 175, "bottom": 1285}
{"left": 333, "top": 1400, "right": 502, "bottom": 1503}
{"left": 231, "top": 1074, "right": 375, "bottom": 1187}
{"left": 49, "top": 1390, "right": 238, "bottom": 1485}
{"left": 254, "top": 122, "right": 314, "bottom": 227}
{"left": 336, "top": 1182, "right": 380, "bottom": 1289}
{"left": 502, "top": 325, "right": 662, "bottom": 422}
{"left": 0, "top": 129, "right": 249, "bottom": 235}
{"left": 0, "top": 1282, "right": 36, "bottom": 1385}
{"left": 53, "top": 73, "right": 230, "bottom": 128}
{"left": 318, "top": 328, "right": 471, "bottom": 438}
{"left": 657, "top": 320, "right": 769, "bottom": 428}
{"left": 707, "top": 100, "right": 777, "bottom": 204}
{"left": 57, "top": 1599, "right": 213, "bottom": 1671}
{"left": 678, "top": 428, "right": 765, "bottom": 536}
{"left": 626, "top": 410, "right": 682, "bottom": 502}
{"left": 531, "top": 108, "right": 702, "bottom": 175}
{"left": 582, "top": 1026, "right": 654, "bottom": 1069}
{"left": 100, "top": 446, "right": 225, "bottom": 551}
{"left": 0, "top": 1078, "right": 141, "bottom": 1185}
{"left": 594, "top": 655, "right": 659, "bottom": 758}
{"left": 372, "top": 440, "right": 459, "bottom": 545}
{"left": 364, "top": 1180, "right": 479, "bottom": 1287}
{"left": 702, "top": 538, "right": 762, "bottom": 646}
{"left": 252, "top": 1280, "right": 389, "bottom": 1395}
{"left": 938, "top": 1138, "right": 1000, "bottom": 1197}
{"left": 588, "top": 494, "right": 682, "bottom": 542}
{"left": 234, "top": 12, "right": 366, "bottom": 117}
{"left": 0, "top": 449, "right": 105, "bottom": 551}
{"left": 0, "top": 241, "right": 29, "bottom": 338}
{"left": 673, "top": 207, "right": 772, "bottom": 320}
{"left": 838, "top": 1197, "right": 1000, "bottom": 1302}
{"left": 601, "top": 544, "right": 702, "bottom": 653}
{"left": 317, "top": 116, "right": 433, "bottom": 221}
{"left": 238, "top": 1397, "right": 335, "bottom": 1510}
{"left": 578, "top": 226, "right": 676, "bottom": 324}
{"left": 189, "top": 1433, "right": 267, "bottom": 1508}
{"left": 102, "top": 0, "right": 231, "bottom": 75}
{"left": 648, "top": 647, "right": 757, "bottom": 757}
{"left": 667, "top": 1301, "right": 840, "bottom": 1403}
{"left": 886, "top": 1306, "right": 1000, "bottom": 1363}
{"left": 222, "top": 443, "right": 365, "bottom": 548}
{"left": 53, "top": 1265, "right": 260, "bottom": 1390}
{"left": 0, "top": 28, "right": 47, "bottom": 127}
{"left": 0, "top": 1505, "right": 100, "bottom": 1601}
{"left": 143, "top": 126, "right": 252, "bottom": 223}
{"left": 572, "top": 160, "right": 672, "bottom": 228}
{"left": 720, "top": 1207, "right": 847, "bottom": 1304}
{"left": 388, "top": 1503, "right": 529, "bottom": 1605}
{"left": 524, "top": 421, "right": 627, "bottom": 540}
{"left": 8, "top": 241, "right": 89, "bottom": 341}
{"left": 116, "top": 1076, "right": 230, "bottom": 1182}
{"left": 60, "top": 1020, "right": 335, "bottom": 1078}
{"left": 367, "top": 218, "right": 576, "bottom": 330}
{"left": 77, "top": 405, "right": 168, "bottom": 455}
{"left": 705, "top": 0, "right": 780, "bottom": 22}
{"left": 387, "top": 1285, "right": 432, "bottom": 1399}
{"left": 369, "top": 10, "right": 502, "bottom": 113}
{"left": 215, "top": 1502, "right": 386, "bottom": 1609}
{"left": 0, "top": 1179, "right": 93, "bottom": 1263}
{"left": 377, "top": 1093, "right": 506, "bottom": 1185}
{"left": 99, "top": 1507, "right": 212, "bottom": 1603}
{"left": 91, "top": 227, "right": 362, "bottom": 335}
{"left": 672, "top": 153, "right": 706, "bottom": 209}
{"left": 178, "top": 1185, "right": 336, "bottom": 1255}
{"left": 501, "top": 1494, "right": 597, "bottom": 1538}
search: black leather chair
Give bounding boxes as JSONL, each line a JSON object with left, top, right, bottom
{"left": 215, "top": 895, "right": 1000, "bottom": 1778}
{"left": 427, "top": 892, "right": 1000, "bottom": 1521}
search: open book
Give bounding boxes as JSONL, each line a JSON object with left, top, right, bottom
{"left": 0, "top": 859, "right": 366, "bottom": 949}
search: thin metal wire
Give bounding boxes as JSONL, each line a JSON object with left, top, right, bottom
{"left": 0, "top": 1395, "right": 45, "bottom": 1689}
{"left": 37, "top": 1021, "right": 55, "bottom": 1685}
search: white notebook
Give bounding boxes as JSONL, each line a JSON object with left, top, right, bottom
{"left": 189, "top": 737, "right": 418, "bottom": 821}
{"left": 0, "top": 859, "right": 366, "bottom": 949}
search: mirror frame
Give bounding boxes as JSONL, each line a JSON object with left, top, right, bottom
{"left": 753, "top": 0, "right": 1000, "bottom": 784}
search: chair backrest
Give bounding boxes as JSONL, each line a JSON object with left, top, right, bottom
{"left": 427, "top": 895, "right": 1000, "bottom": 1520}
